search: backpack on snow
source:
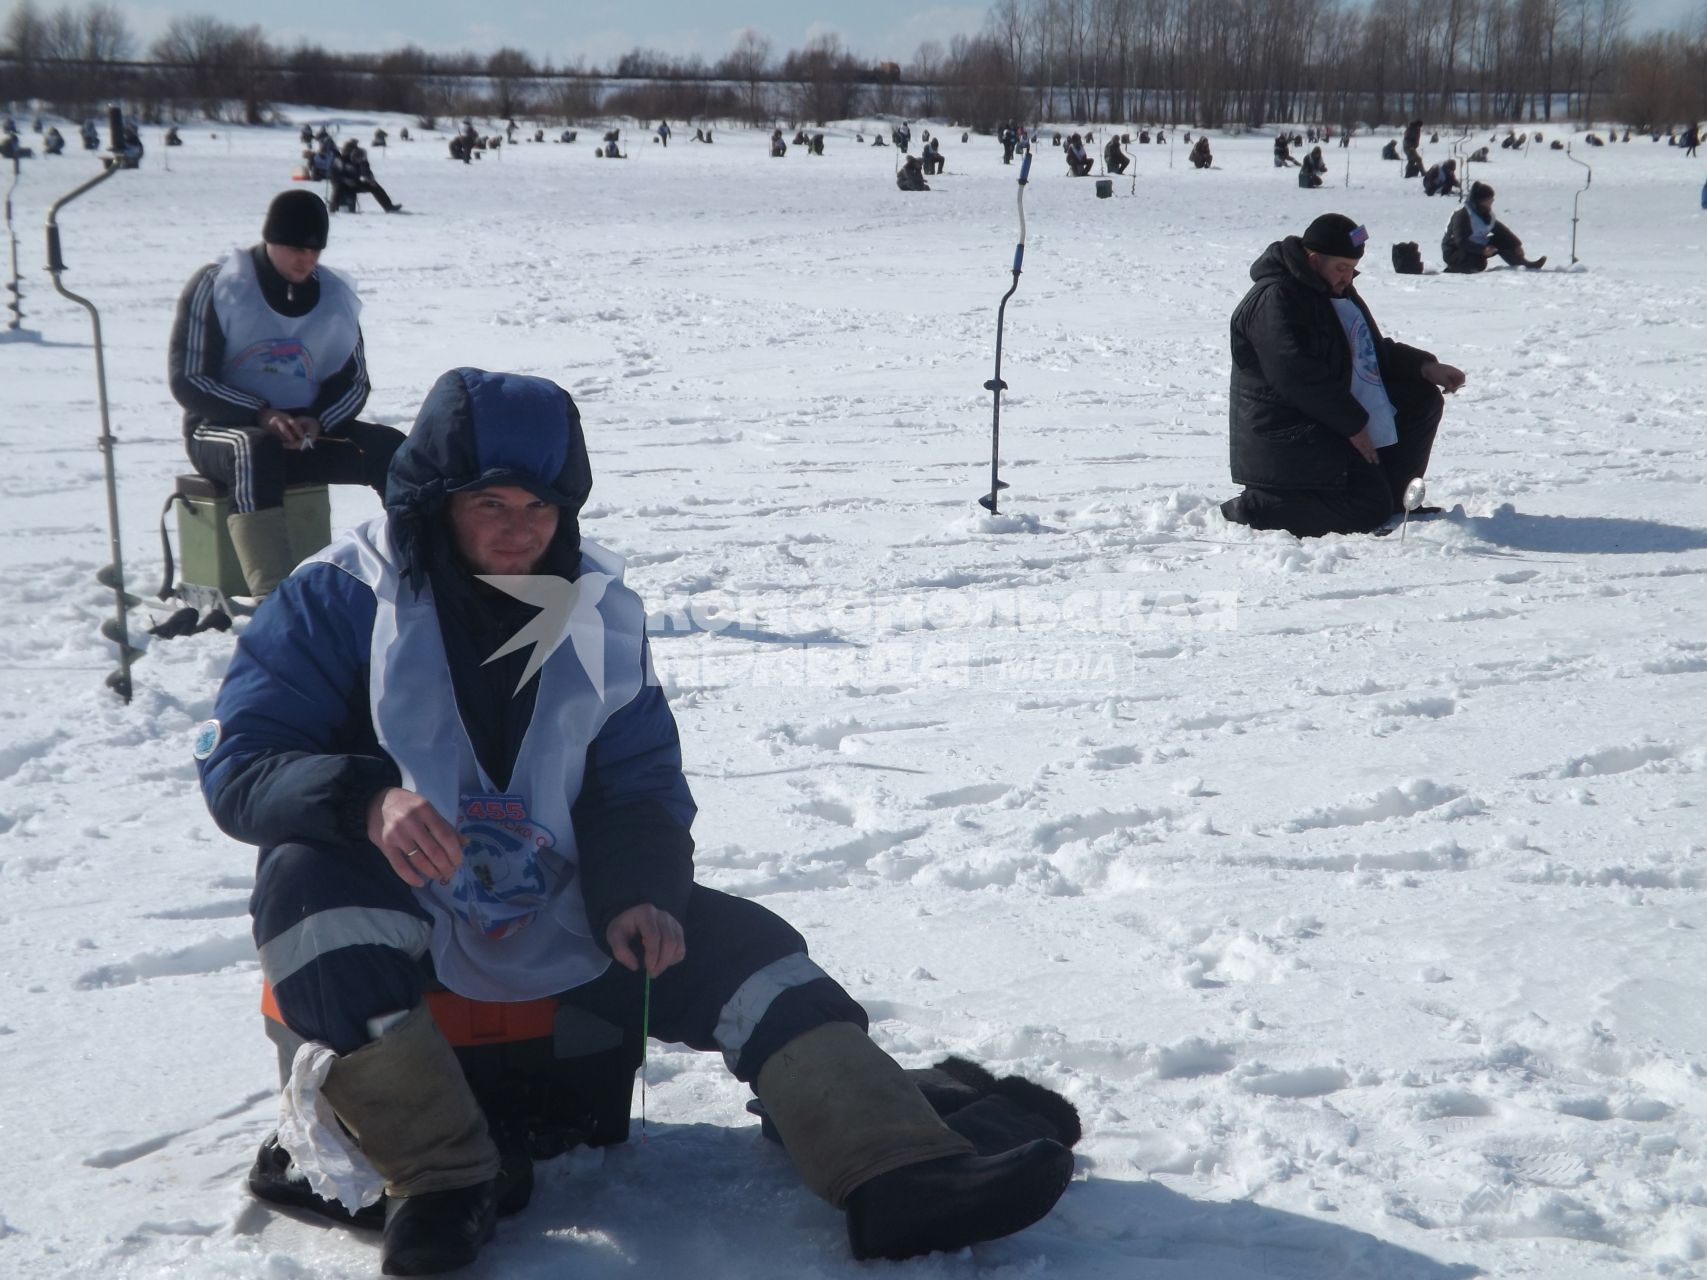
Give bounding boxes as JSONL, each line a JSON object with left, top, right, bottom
{"left": 1391, "top": 242, "right": 1424, "bottom": 275}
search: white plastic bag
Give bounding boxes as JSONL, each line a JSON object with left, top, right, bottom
{"left": 276, "top": 1040, "right": 385, "bottom": 1214}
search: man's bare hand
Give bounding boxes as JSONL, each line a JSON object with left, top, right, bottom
{"left": 289, "top": 415, "right": 323, "bottom": 450}
{"left": 1419, "top": 360, "right": 1467, "bottom": 394}
{"left": 365, "top": 786, "right": 464, "bottom": 887}
{"left": 605, "top": 904, "right": 686, "bottom": 979}
{"left": 1348, "top": 427, "right": 1379, "bottom": 464}
{"left": 257, "top": 407, "right": 306, "bottom": 447}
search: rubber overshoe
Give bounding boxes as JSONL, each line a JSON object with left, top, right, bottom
{"left": 381, "top": 1179, "right": 497, "bottom": 1276}
{"left": 844, "top": 1137, "right": 1073, "bottom": 1261}
{"left": 246, "top": 1132, "right": 383, "bottom": 1230}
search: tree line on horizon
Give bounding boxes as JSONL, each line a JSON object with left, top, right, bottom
{"left": 1, "top": 0, "right": 1702, "bottom": 134}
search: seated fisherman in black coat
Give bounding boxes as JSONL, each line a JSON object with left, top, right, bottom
{"left": 1220, "top": 214, "right": 1467, "bottom": 539}
{"left": 1064, "top": 133, "right": 1094, "bottom": 176}
{"left": 1297, "top": 145, "right": 1327, "bottom": 187}
{"left": 1421, "top": 157, "right": 1460, "bottom": 196}
{"left": 1442, "top": 182, "right": 1546, "bottom": 272}
{"left": 896, "top": 154, "right": 929, "bottom": 191}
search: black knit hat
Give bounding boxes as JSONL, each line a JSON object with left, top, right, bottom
{"left": 1301, "top": 212, "right": 1368, "bottom": 260}
{"left": 1469, "top": 181, "right": 1494, "bottom": 205}
{"left": 261, "top": 190, "right": 328, "bottom": 250}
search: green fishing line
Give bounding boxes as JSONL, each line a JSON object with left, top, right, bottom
{"left": 640, "top": 970, "right": 651, "bottom": 1140}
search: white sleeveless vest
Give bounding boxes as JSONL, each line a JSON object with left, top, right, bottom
{"left": 313, "top": 516, "right": 650, "bottom": 1000}
{"left": 211, "top": 247, "right": 361, "bottom": 411}
{"left": 1331, "top": 298, "right": 1398, "bottom": 450}
{"left": 1466, "top": 206, "right": 1494, "bottom": 247}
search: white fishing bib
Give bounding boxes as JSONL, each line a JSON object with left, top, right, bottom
{"left": 1331, "top": 298, "right": 1399, "bottom": 450}
{"left": 314, "top": 516, "right": 649, "bottom": 1000}
{"left": 211, "top": 247, "right": 360, "bottom": 411}
{"left": 1466, "top": 206, "right": 1494, "bottom": 247}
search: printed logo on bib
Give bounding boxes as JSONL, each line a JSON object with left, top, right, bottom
{"left": 232, "top": 338, "right": 317, "bottom": 385}
{"left": 451, "top": 792, "right": 561, "bottom": 940}
{"left": 479, "top": 572, "right": 617, "bottom": 699}
{"left": 1346, "top": 313, "right": 1382, "bottom": 389}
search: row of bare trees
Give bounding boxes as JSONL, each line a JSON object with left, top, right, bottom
{"left": 2, "top": 0, "right": 1703, "bottom": 133}
{"left": 0, "top": 3, "right": 612, "bottom": 125}
{"left": 962, "top": 0, "right": 1704, "bottom": 129}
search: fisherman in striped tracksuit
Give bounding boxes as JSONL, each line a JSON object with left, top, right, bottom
{"left": 168, "top": 189, "right": 404, "bottom": 600}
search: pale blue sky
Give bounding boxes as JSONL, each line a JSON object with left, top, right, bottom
{"left": 15, "top": 0, "right": 1705, "bottom": 64}
{"left": 104, "top": 2, "right": 992, "bottom": 64}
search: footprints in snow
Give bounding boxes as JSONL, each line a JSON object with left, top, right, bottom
{"left": 74, "top": 932, "right": 257, "bottom": 990}
{"left": 1521, "top": 740, "right": 1683, "bottom": 779}
{"left": 1280, "top": 780, "right": 1481, "bottom": 833}
{"left": 922, "top": 782, "right": 1011, "bottom": 808}
{"left": 778, "top": 717, "right": 943, "bottom": 752}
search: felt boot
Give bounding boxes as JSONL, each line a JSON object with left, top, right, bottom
{"left": 755, "top": 1022, "right": 1072, "bottom": 1259}
{"left": 320, "top": 1006, "right": 501, "bottom": 1275}
{"left": 226, "top": 506, "right": 299, "bottom": 600}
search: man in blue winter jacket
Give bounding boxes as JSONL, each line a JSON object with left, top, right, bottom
{"left": 196, "top": 368, "right": 1073, "bottom": 1275}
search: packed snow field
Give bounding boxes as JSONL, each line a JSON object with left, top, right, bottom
{"left": 1, "top": 110, "right": 1704, "bottom": 1279}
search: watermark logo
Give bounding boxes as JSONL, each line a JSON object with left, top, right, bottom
{"left": 641, "top": 586, "right": 1239, "bottom": 690}
{"left": 471, "top": 577, "right": 1239, "bottom": 693}
{"left": 1461, "top": 1183, "right": 1515, "bottom": 1216}
{"left": 479, "top": 572, "right": 615, "bottom": 697}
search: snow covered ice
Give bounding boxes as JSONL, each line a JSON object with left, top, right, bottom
{"left": 2, "top": 115, "right": 1705, "bottom": 1279}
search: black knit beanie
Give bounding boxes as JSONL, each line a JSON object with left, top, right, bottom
{"left": 262, "top": 190, "right": 329, "bottom": 250}
{"left": 1301, "top": 213, "right": 1367, "bottom": 260}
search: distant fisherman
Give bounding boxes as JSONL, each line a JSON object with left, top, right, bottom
{"left": 1442, "top": 182, "right": 1546, "bottom": 273}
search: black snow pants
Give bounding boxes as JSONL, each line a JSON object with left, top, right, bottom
{"left": 1443, "top": 221, "right": 1529, "bottom": 272}
{"left": 251, "top": 838, "right": 868, "bottom": 1083}
{"left": 1222, "top": 379, "right": 1443, "bottom": 538}
{"left": 186, "top": 420, "right": 403, "bottom": 514}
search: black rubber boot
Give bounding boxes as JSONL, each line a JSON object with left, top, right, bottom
{"left": 246, "top": 1132, "right": 383, "bottom": 1230}
{"left": 490, "top": 1116, "right": 535, "bottom": 1218}
{"left": 247, "top": 1127, "right": 530, "bottom": 1229}
{"left": 843, "top": 1137, "right": 1074, "bottom": 1261}
{"left": 382, "top": 1180, "right": 497, "bottom": 1276}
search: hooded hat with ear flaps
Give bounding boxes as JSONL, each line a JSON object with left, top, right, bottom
{"left": 385, "top": 368, "right": 593, "bottom": 590}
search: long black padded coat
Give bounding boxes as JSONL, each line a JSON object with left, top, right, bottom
{"left": 1228, "top": 237, "right": 1434, "bottom": 490}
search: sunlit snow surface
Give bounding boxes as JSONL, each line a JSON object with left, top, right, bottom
{"left": 1, "top": 115, "right": 1704, "bottom": 1279}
